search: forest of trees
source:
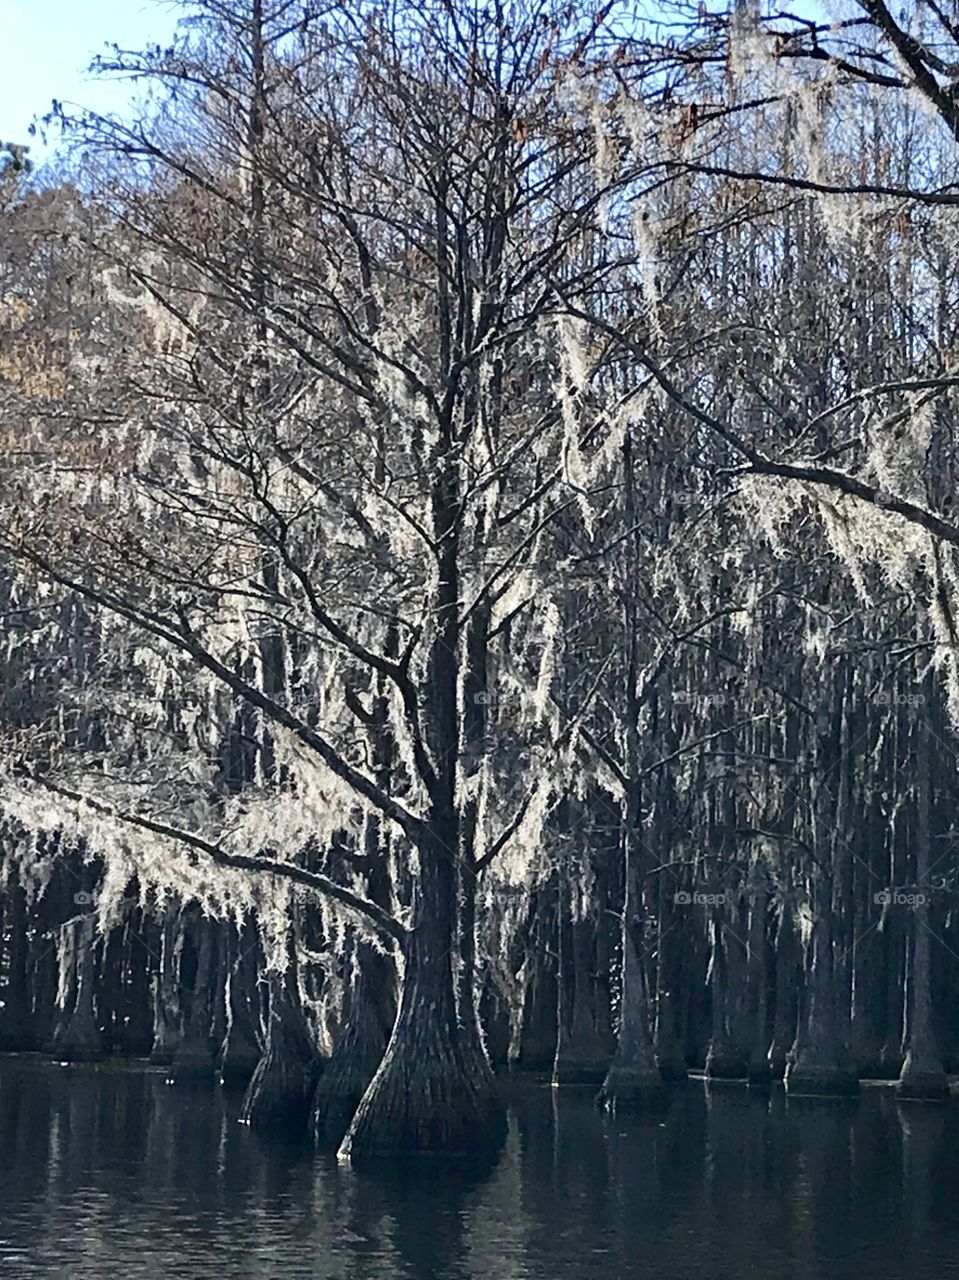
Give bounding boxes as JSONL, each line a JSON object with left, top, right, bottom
{"left": 2, "top": 0, "right": 959, "bottom": 1163}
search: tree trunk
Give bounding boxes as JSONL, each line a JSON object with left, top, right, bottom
{"left": 169, "top": 910, "right": 217, "bottom": 1082}
{"left": 848, "top": 798, "right": 885, "bottom": 1078}
{"left": 116, "top": 909, "right": 156, "bottom": 1055}
{"left": 313, "top": 721, "right": 397, "bottom": 1145}
{"left": 311, "top": 937, "right": 393, "bottom": 1146}
{"left": 601, "top": 427, "right": 665, "bottom": 1106}
{"left": 338, "top": 821, "right": 503, "bottom": 1160}
{"left": 241, "top": 933, "right": 319, "bottom": 1134}
{"left": 653, "top": 769, "right": 687, "bottom": 1083}
{"left": 50, "top": 914, "right": 103, "bottom": 1062}
{"left": 785, "top": 903, "right": 858, "bottom": 1096}
{"left": 513, "top": 888, "right": 558, "bottom": 1072}
{"left": 552, "top": 856, "right": 614, "bottom": 1087}
{"left": 897, "top": 705, "right": 947, "bottom": 1100}
{"left": 0, "top": 879, "right": 33, "bottom": 1051}
{"left": 600, "top": 807, "right": 663, "bottom": 1104}
{"left": 150, "top": 903, "right": 183, "bottom": 1066}
{"left": 785, "top": 701, "right": 858, "bottom": 1097}
{"left": 745, "top": 885, "right": 771, "bottom": 1088}
{"left": 768, "top": 907, "right": 798, "bottom": 1080}
{"left": 705, "top": 914, "right": 748, "bottom": 1080}
{"left": 218, "top": 919, "right": 263, "bottom": 1088}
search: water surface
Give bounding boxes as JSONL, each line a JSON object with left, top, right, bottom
{"left": 0, "top": 1057, "right": 957, "bottom": 1278}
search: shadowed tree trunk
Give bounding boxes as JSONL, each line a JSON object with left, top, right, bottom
{"left": 0, "top": 879, "right": 33, "bottom": 1051}
{"left": 553, "top": 833, "right": 615, "bottom": 1088}
{"left": 50, "top": 914, "right": 103, "bottom": 1062}
{"left": 169, "top": 910, "right": 217, "bottom": 1082}
{"left": 786, "top": 901, "right": 858, "bottom": 1096}
{"left": 600, "top": 433, "right": 662, "bottom": 1105}
{"left": 218, "top": 918, "right": 263, "bottom": 1088}
{"left": 313, "top": 632, "right": 399, "bottom": 1146}
{"left": 786, "top": 697, "right": 858, "bottom": 1097}
{"left": 513, "top": 887, "right": 559, "bottom": 1072}
{"left": 311, "top": 814, "right": 397, "bottom": 1145}
{"left": 654, "top": 875, "right": 688, "bottom": 1082}
{"left": 786, "top": 890, "right": 859, "bottom": 1096}
{"left": 897, "top": 704, "right": 947, "bottom": 1100}
{"left": 241, "top": 929, "right": 319, "bottom": 1134}
{"left": 600, "top": 806, "right": 663, "bottom": 1103}
{"left": 458, "top": 602, "right": 493, "bottom": 1067}
{"left": 849, "top": 789, "right": 885, "bottom": 1078}
{"left": 339, "top": 814, "right": 505, "bottom": 1160}
{"left": 746, "top": 883, "right": 771, "bottom": 1088}
{"left": 706, "top": 678, "right": 748, "bottom": 1082}
{"left": 115, "top": 908, "right": 156, "bottom": 1055}
{"left": 150, "top": 904, "right": 183, "bottom": 1067}
{"left": 652, "top": 736, "right": 687, "bottom": 1084}
{"left": 768, "top": 906, "right": 798, "bottom": 1080}
{"left": 311, "top": 936, "right": 394, "bottom": 1146}
{"left": 705, "top": 914, "right": 748, "bottom": 1080}
{"left": 30, "top": 885, "right": 61, "bottom": 1056}
{"left": 880, "top": 904, "right": 906, "bottom": 1080}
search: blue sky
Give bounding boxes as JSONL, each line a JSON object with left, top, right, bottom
{"left": 1, "top": 0, "right": 833, "bottom": 166}
{"left": 0, "top": 0, "right": 178, "bottom": 159}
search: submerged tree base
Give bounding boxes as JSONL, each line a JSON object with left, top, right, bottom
{"left": 312, "top": 959, "right": 392, "bottom": 1148}
{"left": 895, "top": 1073, "right": 949, "bottom": 1101}
{"left": 50, "top": 1041, "right": 103, "bottom": 1064}
{"left": 338, "top": 1038, "right": 505, "bottom": 1161}
{"left": 0, "top": 1014, "right": 33, "bottom": 1054}
{"left": 785, "top": 1061, "right": 860, "bottom": 1097}
{"left": 168, "top": 1042, "right": 216, "bottom": 1084}
{"left": 552, "top": 1054, "right": 612, "bottom": 1087}
{"left": 655, "top": 1037, "right": 689, "bottom": 1083}
{"left": 218, "top": 1028, "right": 261, "bottom": 1089}
{"left": 311, "top": 1051, "right": 379, "bottom": 1148}
{"left": 149, "top": 1027, "right": 178, "bottom": 1068}
{"left": 241, "top": 1032, "right": 320, "bottom": 1136}
{"left": 51, "top": 1016, "right": 103, "bottom": 1064}
{"left": 896, "top": 1053, "right": 949, "bottom": 1102}
{"left": 747, "top": 1058, "right": 772, "bottom": 1090}
{"left": 767, "top": 1047, "right": 789, "bottom": 1081}
{"left": 879, "top": 1045, "right": 906, "bottom": 1080}
{"left": 598, "top": 1063, "right": 666, "bottom": 1108}
{"left": 705, "top": 1049, "right": 748, "bottom": 1081}
{"left": 850, "top": 1030, "right": 885, "bottom": 1080}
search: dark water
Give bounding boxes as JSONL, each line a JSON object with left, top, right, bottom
{"left": 1, "top": 1060, "right": 958, "bottom": 1279}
